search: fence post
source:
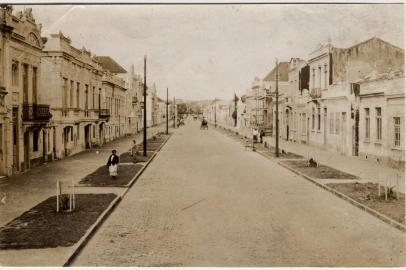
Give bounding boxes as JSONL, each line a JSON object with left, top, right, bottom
{"left": 56, "top": 181, "right": 60, "bottom": 213}
{"left": 73, "top": 180, "right": 76, "bottom": 209}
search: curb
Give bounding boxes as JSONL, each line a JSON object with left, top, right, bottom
{"left": 122, "top": 133, "right": 172, "bottom": 195}
{"left": 63, "top": 194, "right": 122, "bottom": 266}
{"left": 63, "top": 133, "right": 173, "bottom": 266}
{"left": 278, "top": 161, "right": 406, "bottom": 233}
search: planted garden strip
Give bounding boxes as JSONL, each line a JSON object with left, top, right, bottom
{"left": 120, "top": 151, "right": 154, "bottom": 164}
{"left": 281, "top": 160, "right": 358, "bottom": 179}
{"left": 278, "top": 161, "right": 406, "bottom": 232}
{"left": 0, "top": 194, "right": 117, "bottom": 250}
{"left": 326, "top": 182, "right": 405, "bottom": 225}
{"left": 79, "top": 164, "right": 144, "bottom": 187}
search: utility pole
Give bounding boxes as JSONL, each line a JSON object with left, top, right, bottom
{"left": 143, "top": 55, "right": 147, "bottom": 157}
{"left": 275, "top": 58, "right": 279, "bottom": 157}
{"left": 173, "top": 96, "right": 176, "bottom": 128}
{"left": 166, "top": 88, "right": 169, "bottom": 135}
{"left": 234, "top": 93, "right": 238, "bottom": 127}
{"left": 214, "top": 98, "right": 217, "bottom": 128}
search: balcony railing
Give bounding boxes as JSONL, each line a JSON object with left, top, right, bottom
{"left": 22, "top": 103, "right": 52, "bottom": 122}
{"left": 99, "top": 109, "right": 110, "bottom": 118}
{"left": 310, "top": 88, "right": 322, "bottom": 99}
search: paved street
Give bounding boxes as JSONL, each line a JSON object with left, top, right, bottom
{"left": 73, "top": 119, "right": 405, "bottom": 267}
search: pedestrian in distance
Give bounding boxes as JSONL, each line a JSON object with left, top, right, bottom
{"left": 260, "top": 129, "right": 265, "bottom": 143}
{"left": 107, "top": 149, "right": 120, "bottom": 179}
{"left": 252, "top": 128, "right": 258, "bottom": 143}
{"left": 130, "top": 140, "right": 137, "bottom": 156}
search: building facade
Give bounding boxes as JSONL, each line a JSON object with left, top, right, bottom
{"left": 0, "top": 7, "right": 52, "bottom": 176}
{"left": 41, "top": 32, "right": 104, "bottom": 159}
{"left": 205, "top": 36, "right": 405, "bottom": 166}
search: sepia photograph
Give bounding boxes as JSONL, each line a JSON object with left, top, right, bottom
{"left": 0, "top": 1, "right": 405, "bottom": 267}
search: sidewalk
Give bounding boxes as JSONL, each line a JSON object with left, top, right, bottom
{"left": 213, "top": 122, "right": 404, "bottom": 192}
{"left": 262, "top": 136, "right": 405, "bottom": 192}
{"left": 0, "top": 124, "right": 168, "bottom": 228}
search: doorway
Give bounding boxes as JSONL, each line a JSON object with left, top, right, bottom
{"left": 12, "top": 108, "right": 19, "bottom": 172}
{"left": 341, "top": 112, "right": 347, "bottom": 154}
{"left": 23, "top": 131, "right": 29, "bottom": 171}
{"left": 352, "top": 109, "right": 359, "bottom": 156}
{"left": 85, "top": 125, "right": 91, "bottom": 149}
{"left": 323, "top": 107, "right": 327, "bottom": 147}
{"left": 42, "top": 129, "right": 47, "bottom": 162}
{"left": 306, "top": 117, "right": 310, "bottom": 144}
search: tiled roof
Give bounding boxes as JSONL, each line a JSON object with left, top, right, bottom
{"left": 94, "top": 56, "right": 127, "bottom": 74}
{"left": 263, "top": 62, "right": 289, "bottom": 82}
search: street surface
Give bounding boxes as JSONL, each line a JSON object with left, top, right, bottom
{"left": 73, "top": 119, "right": 405, "bottom": 267}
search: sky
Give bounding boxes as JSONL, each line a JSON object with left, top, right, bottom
{"left": 15, "top": 3, "right": 405, "bottom": 101}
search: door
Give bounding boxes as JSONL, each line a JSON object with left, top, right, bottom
{"left": 12, "top": 108, "right": 19, "bottom": 172}
{"left": 85, "top": 125, "right": 90, "bottom": 149}
{"left": 63, "top": 127, "right": 69, "bottom": 157}
{"left": 23, "top": 131, "right": 29, "bottom": 171}
{"left": 341, "top": 112, "right": 347, "bottom": 154}
{"left": 42, "top": 129, "right": 47, "bottom": 162}
{"left": 306, "top": 117, "right": 310, "bottom": 144}
{"left": 285, "top": 109, "right": 290, "bottom": 141}
{"left": 352, "top": 109, "right": 359, "bottom": 156}
{"left": 323, "top": 108, "right": 327, "bottom": 147}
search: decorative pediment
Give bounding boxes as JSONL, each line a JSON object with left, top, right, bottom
{"left": 27, "top": 32, "right": 41, "bottom": 48}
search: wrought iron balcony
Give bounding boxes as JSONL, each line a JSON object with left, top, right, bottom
{"left": 309, "top": 88, "right": 322, "bottom": 99}
{"left": 99, "top": 109, "right": 110, "bottom": 118}
{"left": 22, "top": 103, "right": 52, "bottom": 122}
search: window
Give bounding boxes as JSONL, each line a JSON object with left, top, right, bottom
{"left": 376, "top": 108, "right": 382, "bottom": 141}
{"left": 312, "top": 108, "right": 315, "bottom": 130}
{"left": 76, "top": 83, "right": 80, "bottom": 108}
{"left": 98, "top": 88, "right": 101, "bottom": 109}
{"left": 394, "top": 117, "right": 401, "bottom": 147}
{"left": 312, "top": 68, "right": 315, "bottom": 89}
{"left": 318, "top": 66, "right": 322, "bottom": 89}
{"left": 329, "top": 112, "right": 334, "bottom": 134}
{"left": 23, "top": 64, "right": 28, "bottom": 103}
{"left": 324, "top": 64, "right": 328, "bottom": 89}
{"left": 301, "top": 113, "right": 306, "bottom": 134}
{"left": 335, "top": 112, "right": 340, "bottom": 135}
{"left": 365, "top": 108, "right": 370, "bottom": 139}
{"left": 85, "top": 84, "right": 89, "bottom": 110}
{"left": 33, "top": 130, "right": 39, "bottom": 152}
{"left": 62, "top": 78, "right": 68, "bottom": 109}
{"left": 317, "top": 107, "right": 321, "bottom": 130}
{"left": 12, "top": 61, "right": 19, "bottom": 86}
{"left": 70, "top": 80, "right": 74, "bottom": 108}
{"left": 92, "top": 87, "right": 95, "bottom": 109}
{"left": 32, "top": 67, "right": 38, "bottom": 104}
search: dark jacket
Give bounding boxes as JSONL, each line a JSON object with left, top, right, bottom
{"left": 107, "top": 154, "right": 119, "bottom": 166}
